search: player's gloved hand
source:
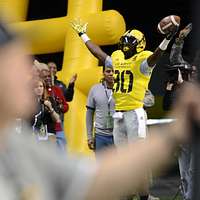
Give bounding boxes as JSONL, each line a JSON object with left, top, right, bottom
{"left": 70, "top": 18, "right": 88, "bottom": 36}
{"left": 166, "top": 26, "right": 179, "bottom": 40}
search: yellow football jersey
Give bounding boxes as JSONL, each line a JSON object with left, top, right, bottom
{"left": 112, "top": 50, "right": 153, "bottom": 110}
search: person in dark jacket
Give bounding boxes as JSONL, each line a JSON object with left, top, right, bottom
{"left": 48, "top": 61, "right": 77, "bottom": 102}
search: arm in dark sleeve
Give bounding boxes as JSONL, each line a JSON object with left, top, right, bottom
{"left": 170, "top": 38, "right": 185, "bottom": 65}
{"left": 57, "top": 81, "right": 74, "bottom": 102}
{"left": 162, "top": 90, "right": 175, "bottom": 111}
{"left": 64, "top": 83, "right": 75, "bottom": 102}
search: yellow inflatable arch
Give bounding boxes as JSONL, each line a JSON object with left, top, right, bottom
{"left": 1, "top": 0, "right": 126, "bottom": 156}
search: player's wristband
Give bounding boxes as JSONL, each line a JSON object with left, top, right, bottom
{"left": 159, "top": 38, "right": 170, "bottom": 51}
{"left": 80, "top": 33, "right": 90, "bottom": 43}
{"left": 78, "top": 32, "right": 83, "bottom": 36}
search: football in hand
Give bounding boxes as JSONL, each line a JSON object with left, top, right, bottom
{"left": 157, "top": 15, "right": 181, "bottom": 35}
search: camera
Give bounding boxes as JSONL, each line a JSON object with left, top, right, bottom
{"left": 165, "top": 63, "right": 193, "bottom": 83}
{"left": 166, "top": 69, "right": 178, "bottom": 83}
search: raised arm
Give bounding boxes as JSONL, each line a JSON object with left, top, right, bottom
{"left": 62, "top": 74, "right": 77, "bottom": 102}
{"left": 71, "top": 19, "right": 110, "bottom": 66}
{"left": 147, "top": 27, "right": 179, "bottom": 67}
{"left": 170, "top": 23, "right": 192, "bottom": 65}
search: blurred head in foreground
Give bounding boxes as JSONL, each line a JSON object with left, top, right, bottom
{"left": 0, "top": 21, "right": 35, "bottom": 128}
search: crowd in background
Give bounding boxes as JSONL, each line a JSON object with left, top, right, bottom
{"left": 29, "top": 60, "right": 77, "bottom": 152}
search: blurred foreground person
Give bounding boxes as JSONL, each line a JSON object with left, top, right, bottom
{"left": 0, "top": 20, "right": 200, "bottom": 200}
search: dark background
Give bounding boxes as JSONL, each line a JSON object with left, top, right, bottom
{"left": 27, "top": 0, "right": 196, "bottom": 97}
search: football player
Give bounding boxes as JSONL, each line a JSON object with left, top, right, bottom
{"left": 71, "top": 18, "right": 178, "bottom": 200}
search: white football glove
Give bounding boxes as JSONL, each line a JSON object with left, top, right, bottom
{"left": 70, "top": 18, "right": 88, "bottom": 36}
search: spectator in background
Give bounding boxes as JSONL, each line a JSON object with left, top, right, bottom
{"left": 31, "top": 79, "right": 61, "bottom": 146}
{"left": 86, "top": 66, "right": 115, "bottom": 154}
{"left": 47, "top": 62, "right": 77, "bottom": 152}
{"left": 48, "top": 61, "right": 77, "bottom": 102}
{"left": 39, "top": 64, "right": 69, "bottom": 152}
{"left": 40, "top": 67, "right": 69, "bottom": 114}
